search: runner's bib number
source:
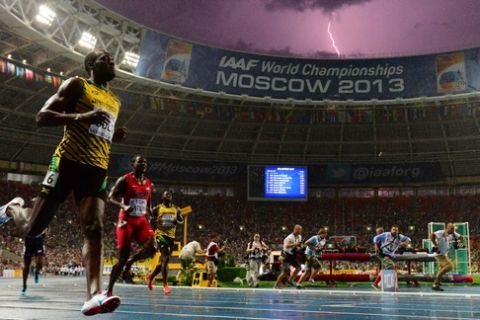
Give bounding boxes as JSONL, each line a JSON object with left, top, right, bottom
{"left": 42, "top": 171, "right": 59, "bottom": 188}
{"left": 128, "top": 198, "right": 147, "bottom": 216}
{"left": 88, "top": 108, "right": 116, "bottom": 142}
{"left": 160, "top": 214, "right": 176, "bottom": 227}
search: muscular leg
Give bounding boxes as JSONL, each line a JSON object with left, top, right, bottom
{"left": 34, "top": 255, "right": 43, "bottom": 283}
{"left": 24, "top": 197, "right": 60, "bottom": 237}
{"left": 22, "top": 256, "right": 32, "bottom": 292}
{"left": 79, "top": 197, "right": 104, "bottom": 300}
{"left": 123, "top": 237, "right": 156, "bottom": 276}
{"left": 161, "top": 252, "right": 170, "bottom": 286}
{"left": 149, "top": 246, "right": 170, "bottom": 284}
{"left": 107, "top": 246, "right": 130, "bottom": 294}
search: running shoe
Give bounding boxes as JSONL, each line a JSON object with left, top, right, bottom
{"left": 80, "top": 292, "right": 121, "bottom": 316}
{"left": 20, "top": 287, "right": 27, "bottom": 296}
{"left": 371, "top": 283, "right": 380, "bottom": 290}
{"left": 163, "top": 284, "right": 171, "bottom": 295}
{"left": 432, "top": 285, "right": 444, "bottom": 291}
{"left": 147, "top": 276, "right": 153, "bottom": 291}
{"left": 34, "top": 270, "right": 39, "bottom": 284}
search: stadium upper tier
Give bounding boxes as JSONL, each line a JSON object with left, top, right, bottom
{"left": 1, "top": 0, "right": 480, "bottom": 178}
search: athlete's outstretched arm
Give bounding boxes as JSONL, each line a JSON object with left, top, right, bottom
{"left": 36, "top": 77, "right": 109, "bottom": 127}
{"left": 107, "top": 176, "right": 131, "bottom": 213}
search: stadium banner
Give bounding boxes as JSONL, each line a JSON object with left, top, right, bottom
{"left": 109, "top": 155, "right": 244, "bottom": 183}
{"left": 309, "top": 163, "right": 443, "bottom": 185}
{"left": 136, "top": 30, "right": 480, "bottom": 101}
{"left": 110, "top": 155, "right": 442, "bottom": 185}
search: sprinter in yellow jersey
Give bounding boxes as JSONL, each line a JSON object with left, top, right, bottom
{"left": 148, "top": 190, "right": 184, "bottom": 295}
{"left": 1, "top": 50, "right": 125, "bottom": 316}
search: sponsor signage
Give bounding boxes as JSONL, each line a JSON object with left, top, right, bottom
{"left": 109, "top": 155, "right": 244, "bottom": 183}
{"left": 136, "top": 30, "right": 480, "bottom": 101}
{"left": 110, "top": 156, "right": 443, "bottom": 185}
{"left": 310, "top": 163, "right": 443, "bottom": 185}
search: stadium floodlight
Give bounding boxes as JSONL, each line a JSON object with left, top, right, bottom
{"left": 121, "top": 51, "right": 140, "bottom": 68}
{"left": 36, "top": 4, "right": 56, "bottom": 26}
{"left": 78, "top": 31, "right": 97, "bottom": 50}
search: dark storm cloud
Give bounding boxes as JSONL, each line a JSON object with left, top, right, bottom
{"left": 264, "top": 0, "right": 372, "bottom": 12}
{"left": 227, "top": 39, "right": 343, "bottom": 59}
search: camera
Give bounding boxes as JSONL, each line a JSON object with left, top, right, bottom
{"left": 453, "top": 240, "right": 464, "bottom": 250}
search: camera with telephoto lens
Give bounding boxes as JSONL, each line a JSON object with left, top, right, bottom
{"left": 453, "top": 240, "right": 464, "bottom": 250}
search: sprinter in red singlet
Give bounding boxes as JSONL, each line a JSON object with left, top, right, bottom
{"left": 106, "top": 155, "right": 156, "bottom": 296}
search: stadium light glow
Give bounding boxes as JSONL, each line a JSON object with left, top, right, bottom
{"left": 36, "top": 5, "right": 56, "bottom": 26}
{"left": 78, "top": 31, "right": 97, "bottom": 50}
{"left": 121, "top": 51, "right": 140, "bottom": 68}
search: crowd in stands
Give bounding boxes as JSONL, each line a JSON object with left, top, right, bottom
{"left": 1, "top": 180, "right": 480, "bottom": 275}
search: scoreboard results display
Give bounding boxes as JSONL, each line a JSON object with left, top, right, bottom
{"left": 248, "top": 165, "right": 307, "bottom": 201}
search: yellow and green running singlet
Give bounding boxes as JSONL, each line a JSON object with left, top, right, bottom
{"left": 53, "top": 77, "right": 120, "bottom": 169}
{"left": 155, "top": 204, "right": 179, "bottom": 239}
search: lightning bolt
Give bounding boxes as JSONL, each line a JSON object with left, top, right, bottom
{"left": 327, "top": 14, "right": 341, "bottom": 57}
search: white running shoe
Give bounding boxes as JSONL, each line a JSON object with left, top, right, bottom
{"left": 80, "top": 292, "right": 121, "bottom": 316}
{"left": 0, "top": 197, "right": 24, "bottom": 226}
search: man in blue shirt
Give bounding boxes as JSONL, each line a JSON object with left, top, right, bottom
{"left": 372, "top": 225, "right": 411, "bottom": 287}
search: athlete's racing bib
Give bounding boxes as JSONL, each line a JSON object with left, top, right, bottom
{"left": 88, "top": 108, "right": 116, "bottom": 142}
{"left": 160, "top": 214, "right": 176, "bottom": 228}
{"left": 128, "top": 198, "right": 147, "bottom": 216}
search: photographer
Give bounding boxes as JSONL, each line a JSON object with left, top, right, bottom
{"left": 296, "top": 227, "right": 327, "bottom": 289}
{"left": 430, "top": 223, "right": 464, "bottom": 291}
{"left": 178, "top": 241, "right": 205, "bottom": 284}
{"left": 372, "top": 225, "right": 411, "bottom": 289}
{"left": 246, "top": 233, "right": 269, "bottom": 288}
{"left": 206, "top": 234, "right": 226, "bottom": 287}
{"left": 274, "top": 224, "right": 303, "bottom": 289}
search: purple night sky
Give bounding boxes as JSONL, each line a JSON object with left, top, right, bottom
{"left": 97, "top": 0, "right": 480, "bottom": 58}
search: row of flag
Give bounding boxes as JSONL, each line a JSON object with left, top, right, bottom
{"left": 0, "top": 57, "right": 63, "bottom": 88}
{"left": 140, "top": 93, "right": 479, "bottom": 124}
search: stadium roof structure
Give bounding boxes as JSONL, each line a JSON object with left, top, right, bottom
{"left": 1, "top": 0, "right": 480, "bottom": 180}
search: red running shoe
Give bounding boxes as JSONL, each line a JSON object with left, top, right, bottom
{"left": 163, "top": 284, "right": 171, "bottom": 295}
{"left": 147, "top": 277, "right": 153, "bottom": 291}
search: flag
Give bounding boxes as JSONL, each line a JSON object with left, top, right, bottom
{"left": 25, "top": 69, "right": 34, "bottom": 81}
{"left": 0, "top": 59, "right": 6, "bottom": 73}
